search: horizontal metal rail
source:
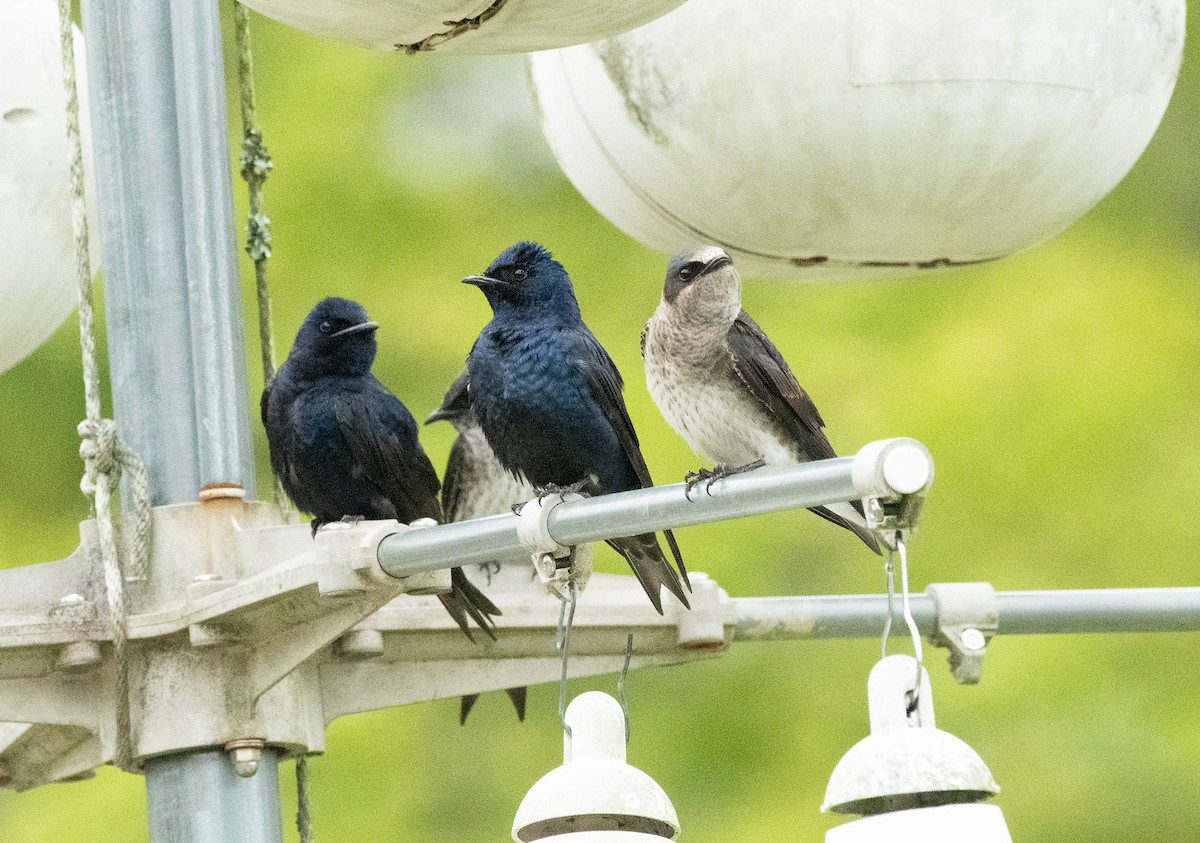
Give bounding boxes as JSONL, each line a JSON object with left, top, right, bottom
{"left": 731, "top": 588, "right": 1200, "bottom": 641}
{"left": 377, "top": 438, "right": 932, "bottom": 577}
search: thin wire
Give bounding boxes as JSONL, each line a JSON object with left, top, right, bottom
{"left": 881, "top": 551, "right": 895, "bottom": 660}
{"left": 557, "top": 580, "right": 578, "bottom": 739}
{"left": 897, "top": 538, "right": 924, "bottom": 713}
{"left": 617, "top": 632, "right": 634, "bottom": 745}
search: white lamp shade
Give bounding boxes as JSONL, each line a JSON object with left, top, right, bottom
{"left": 236, "top": 0, "right": 689, "bottom": 54}
{"left": 0, "top": 0, "right": 97, "bottom": 375}
{"left": 827, "top": 804, "right": 1013, "bottom": 843}
{"left": 530, "top": 0, "right": 1185, "bottom": 280}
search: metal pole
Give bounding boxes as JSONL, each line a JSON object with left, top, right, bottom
{"left": 79, "top": 0, "right": 272, "bottom": 839}
{"left": 81, "top": 0, "right": 256, "bottom": 504}
{"left": 729, "top": 588, "right": 1200, "bottom": 641}
{"left": 145, "top": 750, "right": 283, "bottom": 843}
{"left": 377, "top": 455, "right": 878, "bottom": 576}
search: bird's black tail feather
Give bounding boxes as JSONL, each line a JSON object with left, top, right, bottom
{"left": 459, "top": 687, "right": 526, "bottom": 725}
{"left": 607, "top": 532, "right": 691, "bottom": 614}
{"left": 808, "top": 504, "right": 882, "bottom": 555}
{"left": 438, "top": 566, "right": 502, "bottom": 642}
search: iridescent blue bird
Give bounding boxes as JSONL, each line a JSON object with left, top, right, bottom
{"left": 262, "top": 297, "right": 500, "bottom": 640}
{"left": 463, "top": 242, "right": 690, "bottom": 613}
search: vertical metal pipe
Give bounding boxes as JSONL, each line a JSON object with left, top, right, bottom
{"left": 81, "top": 0, "right": 198, "bottom": 506}
{"left": 81, "top": 0, "right": 256, "bottom": 506}
{"left": 79, "top": 0, "right": 270, "bottom": 839}
{"left": 169, "top": 0, "right": 256, "bottom": 492}
{"left": 145, "top": 750, "right": 284, "bottom": 843}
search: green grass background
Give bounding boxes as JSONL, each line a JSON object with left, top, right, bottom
{"left": 0, "top": 4, "right": 1197, "bottom": 840}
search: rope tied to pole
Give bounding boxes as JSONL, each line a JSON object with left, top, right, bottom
{"left": 56, "top": 0, "right": 152, "bottom": 773}
{"left": 78, "top": 418, "right": 152, "bottom": 581}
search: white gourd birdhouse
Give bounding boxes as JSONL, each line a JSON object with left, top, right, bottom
{"left": 529, "top": 0, "right": 1185, "bottom": 280}
{"left": 0, "top": 0, "right": 97, "bottom": 375}
{"left": 235, "top": 0, "right": 690, "bottom": 54}
{"left": 513, "top": 692, "right": 680, "bottom": 841}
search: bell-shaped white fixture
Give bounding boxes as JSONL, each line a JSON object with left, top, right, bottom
{"left": 0, "top": 0, "right": 98, "bottom": 375}
{"left": 236, "top": 0, "right": 689, "bottom": 54}
{"left": 823, "top": 656, "right": 1012, "bottom": 841}
{"left": 530, "top": 0, "right": 1184, "bottom": 280}
{"left": 513, "top": 691, "right": 680, "bottom": 841}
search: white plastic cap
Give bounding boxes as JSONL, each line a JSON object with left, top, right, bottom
{"left": 823, "top": 656, "right": 999, "bottom": 815}
{"left": 513, "top": 692, "right": 679, "bottom": 841}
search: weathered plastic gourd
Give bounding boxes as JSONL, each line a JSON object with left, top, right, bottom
{"left": 236, "top": 0, "right": 689, "bottom": 54}
{"left": 530, "top": 0, "right": 1185, "bottom": 280}
{"left": 823, "top": 656, "right": 1012, "bottom": 842}
{"left": 0, "top": 0, "right": 97, "bottom": 374}
{"left": 513, "top": 692, "right": 679, "bottom": 841}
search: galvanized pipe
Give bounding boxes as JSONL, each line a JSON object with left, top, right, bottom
{"left": 169, "top": 0, "right": 257, "bottom": 492}
{"left": 145, "top": 749, "right": 283, "bottom": 843}
{"left": 377, "top": 439, "right": 933, "bottom": 577}
{"left": 730, "top": 588, "right": 1200, "bottom": 642}
{"left": 81, "top": 0, "right": 271, "bottom": 838}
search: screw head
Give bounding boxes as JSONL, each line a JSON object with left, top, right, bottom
{"left": 960, "top": 627, "right": 987, "bottom": 651}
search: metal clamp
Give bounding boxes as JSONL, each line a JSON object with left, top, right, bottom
{"left": 517, "top": 494, "right": 592, "bottom": 601}
{"left": 925, "top": 582, "right": 998, "bottom": 684}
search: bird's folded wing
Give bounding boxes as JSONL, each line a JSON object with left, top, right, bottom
{"left": 727, "top": 310, "right": 836, "bottom": 461}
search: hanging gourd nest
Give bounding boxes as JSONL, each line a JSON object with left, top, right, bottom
{"left": 235, "top": 0, "right": 690, "bottom": 54}
{"left": 529, "top": 0, "right": 1186, "bottom": 279}
{"left": 0, "top": 0, "right": 97, "bottom": 374}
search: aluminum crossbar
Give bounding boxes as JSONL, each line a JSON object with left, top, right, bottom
{"left": 376, "top": 438, "right": 932, "bottom": 578}
{"left": 731, "top": 588, "right": 1200, "bottom": 641}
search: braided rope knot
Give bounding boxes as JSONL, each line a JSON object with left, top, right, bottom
{"left": 77, "top": 418, "right": 152, "bottom": 581}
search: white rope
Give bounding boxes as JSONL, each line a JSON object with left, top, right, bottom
{"left": 57, "top": 0, "right": 153, "bottom": 773}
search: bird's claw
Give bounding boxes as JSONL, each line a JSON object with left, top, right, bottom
{"left": 535, "top": 477, "right": 591, "bottom": 502}
{"left": 683, "top": 459, "right": 767, "bottom": 499}
{"left": 477, "top": 560, "right": 502, "bottom": 585}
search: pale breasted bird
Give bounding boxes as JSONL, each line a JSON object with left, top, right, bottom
{"left": 641, "top": 246, "right": 880, "bottom": 554}
{"left": 427, "top": 369, "right": 536, "bottom": 723}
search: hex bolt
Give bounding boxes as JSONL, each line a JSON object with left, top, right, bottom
{"left": 224, "top": 739, "right": 266, "bottom": 778}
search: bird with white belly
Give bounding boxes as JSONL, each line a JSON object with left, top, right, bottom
{"left": 642, "top": 246, "right": 880, "bottom": 554}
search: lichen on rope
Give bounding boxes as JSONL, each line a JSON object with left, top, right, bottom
{"left": 232, "top": 5, "right": 312, "bottom": 840}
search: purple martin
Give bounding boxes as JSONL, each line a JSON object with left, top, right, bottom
{"left": 427, "top": 369, "right": 535, "bottom": 722}
{"left": 262, "top": 296, "right": 502, "bottom": 640}
{"left": 463, "top": 241, "right": 690, "bottom": 613}
{"left": 641, "top": 246, "right": 880, "bottom": 554}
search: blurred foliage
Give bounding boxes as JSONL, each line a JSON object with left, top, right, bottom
{"left": 0, "top": 4, "right": 1198, "bottom": 841}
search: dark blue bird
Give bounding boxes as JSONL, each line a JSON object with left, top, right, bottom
{"left": 262, "top": 296, "right": 500, "bottom": 640}
{"left": 463, "top": 242, "right": 690, "bottom": 614}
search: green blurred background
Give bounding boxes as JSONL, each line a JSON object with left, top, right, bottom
{"left": 1, "top": 3, "right": 1198, "bottom": 840}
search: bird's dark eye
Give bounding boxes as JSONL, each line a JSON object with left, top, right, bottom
{"left": 318, "top": 320, "right": 333, "bottom": 335}
{"left": 512, "top": 268, "right": 528, "bottom": 281}
{"left": 678, "top": 267, "right": 693, "bottom": 282}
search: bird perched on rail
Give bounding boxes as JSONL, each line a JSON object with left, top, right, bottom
{"left": 427, "top": 369, "right": 535, "bottom": 722}
{"left": 262, "top": 296, "right": 502, "bottom": 639}
{"left": 463, "top": 241, "right": 691, "bottom": 613}
{"left": 641, "top": 246, "right": 880, "bottom": 554}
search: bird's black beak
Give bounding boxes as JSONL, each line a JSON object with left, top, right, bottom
{"left": 463, "top": 274, "right": 507, "bottom": 290}
{"left": 330, "top": 321, "right": 378, "bottom": 338}
{"left": 425, "top": 407, "right": 457, "bottom": 425}
{"left": 700, "top": 254, "right": 733, "bottom": 277}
